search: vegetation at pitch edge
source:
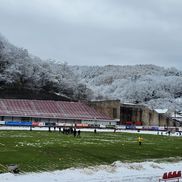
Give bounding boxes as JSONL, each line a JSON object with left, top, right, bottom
{"left": 0, "top": 130, "right": 182, "bottom": 173}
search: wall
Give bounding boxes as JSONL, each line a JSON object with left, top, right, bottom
{"left": 120, "top": 103, "right": 176, "bottom": 126}
{"left": 89, "top": 100, "right": 120, "bottom": 121}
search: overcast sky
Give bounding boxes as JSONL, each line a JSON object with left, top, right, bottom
{"left": 0, "top": 0, "right": 182, "bottom": 68}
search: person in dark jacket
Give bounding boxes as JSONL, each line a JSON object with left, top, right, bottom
{"left": 73, "top": 128, "right": 77, "bottom": 137}
{"left": 77, "top": 130, "right": 81, "bottom": 137}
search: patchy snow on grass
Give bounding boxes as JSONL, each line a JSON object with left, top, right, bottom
{"left": 1, "top": 126, "right": 182, "bottom": 137}
{"left": 0, "top": 126, "right": 182, "bottom": 181}
{"left": 1, "top": 161, "right": 182, "bottom": 182}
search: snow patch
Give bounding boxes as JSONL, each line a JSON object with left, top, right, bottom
{"left": 1, "top": 161, "right": 182, "bottom": 182}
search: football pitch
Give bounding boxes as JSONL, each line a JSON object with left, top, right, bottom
{"left": 0, "top": 130, "right": 182, "bottom": 173}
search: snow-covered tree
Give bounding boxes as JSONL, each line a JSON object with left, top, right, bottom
{"left": 71, "top": 64, "right": 182, "bottom": 110}
{"left": 0, "top": 34, "right": 92, "bottom": 100}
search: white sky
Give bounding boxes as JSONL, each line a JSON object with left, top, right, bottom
{"left": 0, "top": 0, "right": 182, "bottom": 68}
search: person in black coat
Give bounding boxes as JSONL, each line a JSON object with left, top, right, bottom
{"left": 77, "top": 130, "right": 81, "bottom": 137}
{"left": 73, "top": 128, "right": 77, "bottom": 137}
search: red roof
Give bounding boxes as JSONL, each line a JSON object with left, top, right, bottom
{"left": 0, "top": 99, "right": 112, "bottom": 121}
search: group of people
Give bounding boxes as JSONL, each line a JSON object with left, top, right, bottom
{"left": 62, "top": 127, "right": 73, "bottom": 135}
{"left": 51, "top": 126, "right": 143, "bottom": 144}
{"left": 62, "top": 127, "right": 81, "bottom": 137}
{"left": 47, "top": 126, "right": 82, "bottom": 137}
{"left": 73, "top": 128, "right": 81, "bottom": 137}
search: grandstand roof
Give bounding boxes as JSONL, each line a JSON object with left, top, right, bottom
{"left": 0, "top": 99, "right": 112, "bottom": 121}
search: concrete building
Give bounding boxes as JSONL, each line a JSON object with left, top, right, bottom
{"left": 169, "top": 111, "right": 182, "bottom": 126}
{"left": 120, "top": 103, "right": 176, "bottom": 127}
{"left": 88, "top": 100, "right": 120, "bottom": 124}
{"left": 89, "top": 100, "right": 177, "bottom": 127}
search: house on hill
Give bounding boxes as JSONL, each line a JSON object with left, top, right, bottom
{"left": 170, "top": 111, "right": 182, "bottom": 126}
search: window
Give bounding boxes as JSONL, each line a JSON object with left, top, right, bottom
{"left": 113, "top": 108, "right": 117, "bottom": 119}
{"left": 34, "top": 118, "right": 41, "bottom": 122}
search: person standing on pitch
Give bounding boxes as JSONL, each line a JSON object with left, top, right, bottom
{"left": 138, "top": 136, "right": 143, "bottom": 146}
{"left": 73, "top": 128, "right": 77, "bottom": 137}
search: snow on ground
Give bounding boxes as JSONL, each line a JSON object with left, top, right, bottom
{"left": 1, "top": 126, "right": 182, "bottom": 181}
{"left": 1, "top": 161, "right": 182, "bottom": 182}
{"left": 0, "top": 126, "right": 181, "bottom": 137}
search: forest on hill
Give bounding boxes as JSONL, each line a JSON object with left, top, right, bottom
{"left": 71, "top": 65, "right": 182, "bottom": 111}
{"left": 0, "top": 34, "right": 92, "bottom": 101}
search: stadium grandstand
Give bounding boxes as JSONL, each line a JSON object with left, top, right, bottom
{"left": 0, "top": 99, "right": 116, "bottom": 127}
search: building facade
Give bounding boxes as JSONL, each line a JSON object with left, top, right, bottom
{"left": 120, "top": 103, "right": 176, "bottom": 127}
{"left": 89, "top": 100, "right": 177, "bottom": 127}
{"left": 88, "top": 100, "right": 120, "bottom": 124}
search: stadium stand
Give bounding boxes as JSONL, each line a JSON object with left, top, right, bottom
{"left": 0, "top": 99, "right": 113, "bottom": 122}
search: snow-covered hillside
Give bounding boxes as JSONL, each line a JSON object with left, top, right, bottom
{"left": 0, "top": 34, "right": 92, "bottom": 100}
{"left": 71, "top": 65, "right": 182, "bottom": 110}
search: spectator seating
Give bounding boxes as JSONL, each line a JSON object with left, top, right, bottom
{"left": 159, "top": 171, "right": 181, "bottom": 181}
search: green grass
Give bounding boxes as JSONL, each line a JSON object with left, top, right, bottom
{"left": 0, "top": 130, "right": 182, "bottom": 173}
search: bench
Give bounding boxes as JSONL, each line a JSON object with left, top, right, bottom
{"left": 159, "top": 171, "right": 181, "bottom": 182}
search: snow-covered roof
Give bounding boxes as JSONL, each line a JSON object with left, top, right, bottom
{"left": 172, "top": 118, "right": 182, "bottom": 122}
{"left": 154, "top": 109, "right": 168, "bottom": 114}
{"left": 123, "top": 102, "right": 139, "bottom": 106}
{"left": 0, "top": 99, "right": 112, "bottom": 121}
{"left": 171, "top": 113, "right": 182, "bottom": 118}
